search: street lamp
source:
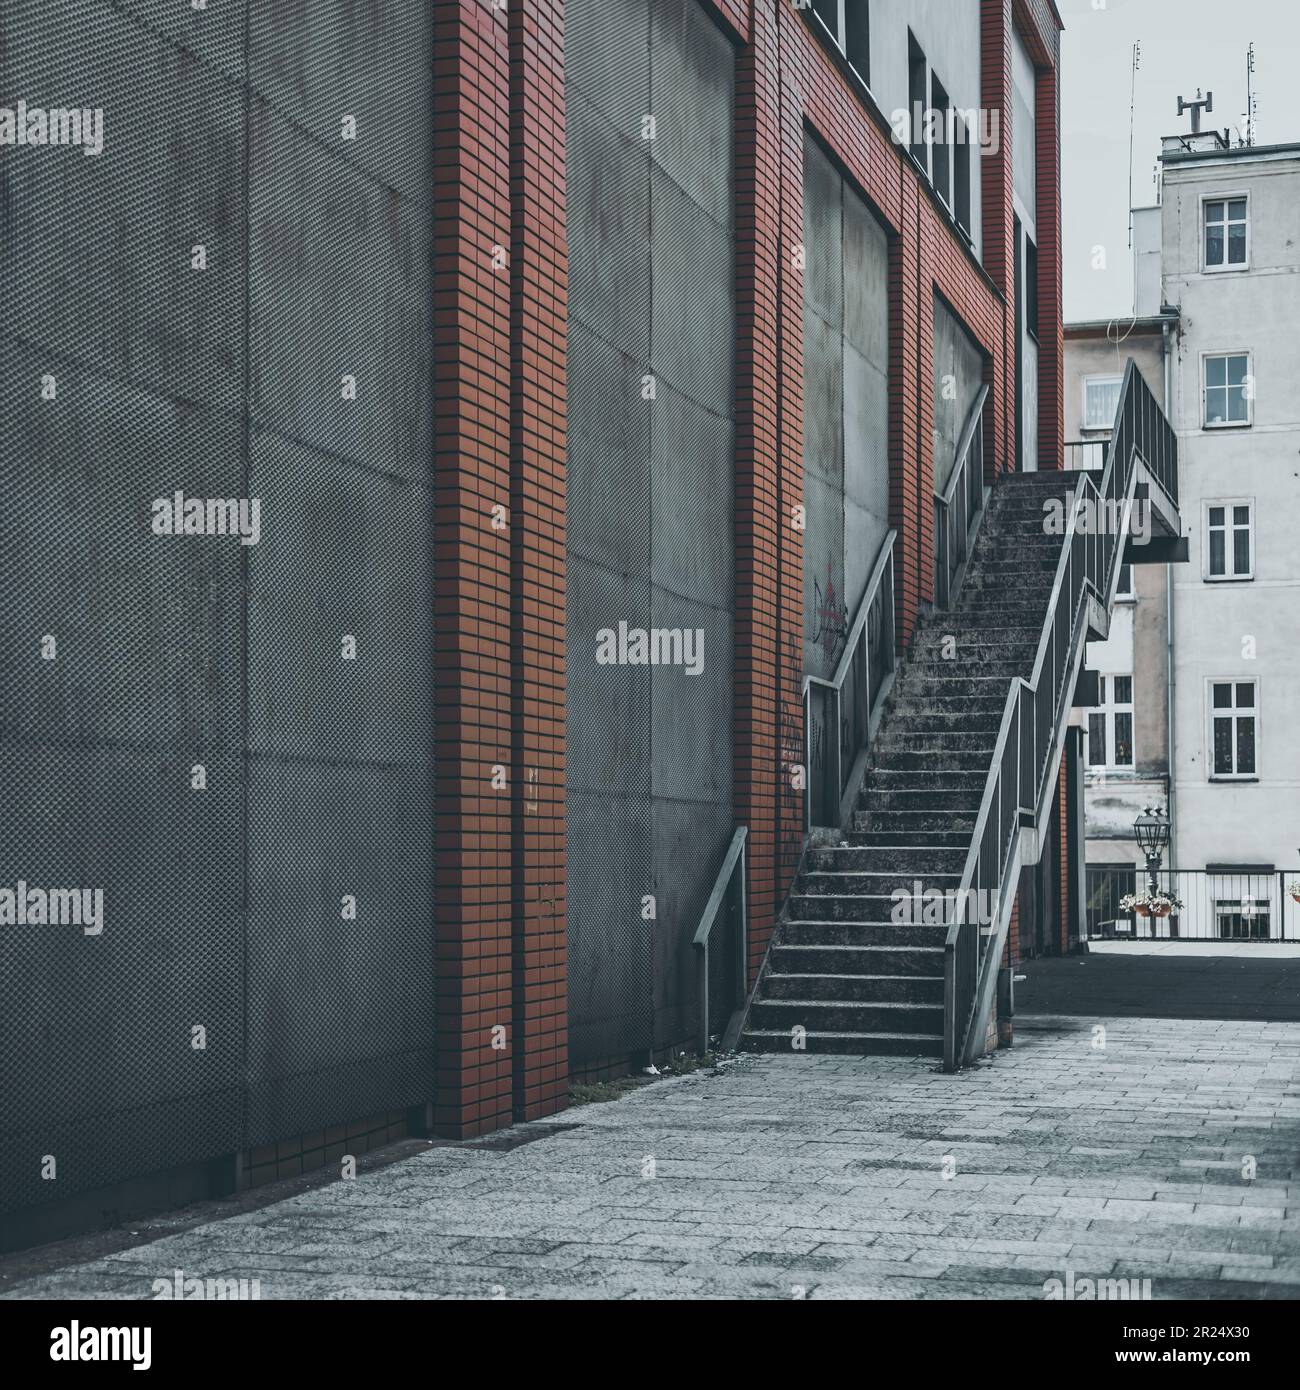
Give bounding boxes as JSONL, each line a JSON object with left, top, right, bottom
{"left": 1134, "top": 806, "right": 1170, "bottom": 897}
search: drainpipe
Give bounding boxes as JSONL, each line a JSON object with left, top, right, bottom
{"left": 1162, "top": 317, "right": 1177, "bottom": 864}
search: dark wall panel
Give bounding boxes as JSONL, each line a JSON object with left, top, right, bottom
{"left": 567, "top": 0, "right": 735, "bottom": 1065}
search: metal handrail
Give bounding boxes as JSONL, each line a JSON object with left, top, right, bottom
{"left": 692, "top": 826, "right": 748, "bottom": 1054}
{"left": 803, "top": 531, "right": 897, "bottom": 828}
{"left": 934, "top": 385, "right": 989, "bottom": 608}
{"left": 942, "top": 360, "right": 1178, "bottom": 1070}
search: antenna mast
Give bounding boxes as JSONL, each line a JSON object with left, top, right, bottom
{"left": 1245, "top": 42, "right": 1257, "bottom": 146}
{"left": 1128, "top": 41, "right": 1141, "bottom": 249}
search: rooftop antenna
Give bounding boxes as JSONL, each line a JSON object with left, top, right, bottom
{"left": 1245, "top": 43, "right": 1257, "bottom": 146}
{"left": 1177, "top": 87, "right": 1213, "bottom": 135}
{"left": 1128, "top": 41, "right": 1141, "bottom": 249}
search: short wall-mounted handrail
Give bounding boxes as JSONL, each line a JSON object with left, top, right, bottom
{"left": 942, "top": 359, "right": 1179, "bottom": 1071}
{"left": 692, "top": 826, "right": 748, "bottom": 1054}
{"left": 802, "top": 531, "right": 897, "bottom": 829}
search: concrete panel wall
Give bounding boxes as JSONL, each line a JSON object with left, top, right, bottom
{"left": 802, "top": 133, "right": 890, "bottom": 685}
{"left": 931, "top": 296, "right": 985, "bottom": 496}
{"left": 566, "top": 0, "right": 736, "bottom": 1066}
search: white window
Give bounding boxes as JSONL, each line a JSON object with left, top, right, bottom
{"left": 1082, "top": 375, "right": 1122, "bottom": 432}
{"left": 1115, "top": 562, "right": 1135, "bottom": 600}
{"left": 1208, "top": 679, "right": 1257, "bottom": 779}
{"left": 1214, "top": 897, "right": 1271, "bottom": 940}
{"left": 1204, "top": 500, "right": 1254, "bottom": 580}
{"left": 1086, "top": 675, "right": 1134, "bottom": 770}
{"left": 1203, "top": 352, "right": 1252, "bottom": 427}
{"left": 1203, "top": 195, "right": 1249, "bottom": 271}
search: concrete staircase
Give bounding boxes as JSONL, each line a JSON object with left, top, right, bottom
{"left": 743, "top": 470, "right": 1079, "bottom": 1058}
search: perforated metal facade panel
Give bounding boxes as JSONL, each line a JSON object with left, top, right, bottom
{"left": 567, "top": 0, "right": 735, "bottom": 1065}
{"left": 0, "top": 1, "right": 435, "bottom": 1213}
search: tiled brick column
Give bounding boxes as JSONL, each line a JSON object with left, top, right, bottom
{"left": 508, "top": 0, "right": 569, "bottom": 1121}
{"left": 1034, "top": 59, "right": 1063, "bottom": 469}
{"left": 733, "top": 0, "right": 785, "bottom": 984}
{"left": 432, "top": 0, "right": 514, "bottom": 1137}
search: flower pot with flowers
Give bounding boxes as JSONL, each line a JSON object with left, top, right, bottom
{"left": 1120, "top": 891, "right": 1184, "bottom": 920}
{"left": 1289, "top": 880, "right": 1300, "bottom": 905}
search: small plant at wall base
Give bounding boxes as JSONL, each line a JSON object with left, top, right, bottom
{"left": 1120, "top": 891, "right": 1185, "bottom": 919}
{"left": 1288, "top": 881, "right": 1300, "bottom": 904}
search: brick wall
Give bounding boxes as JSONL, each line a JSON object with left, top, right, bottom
{"left": 431, "top": 0, "right": 1063, "bottom": 1133}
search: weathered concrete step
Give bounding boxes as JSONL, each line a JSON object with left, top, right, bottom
{"left": 806, "top": 844, "right": 968, "bottom": 874}
{"left": 869, "top": 746, "right": 996, "bottom": 772}
{"left": 800, "top": 870, "right": 961, "bottom": 897}
{"left": 789, "top": 892, "right": 934, "bottom": 921}
{"left": 781, "top": 918, "right": 947, "bottom": 948}
{"left": 854, "top": 809, "right": 978, "bottom": 836}
{"left": 750, "top": 997, "right": 945, "bottom": 1034}
{"left": 762, "top": 972, "right": 945, "bottom": 1004}
{"left": 770, "top": 942, "right": 945, "bottom": 975}
{"left": 862, "top": 768, "right": 990, "bottom": 792}
{"left": 851, "top": 827, "right": 973, "bottom": 849}
{"left": 741, "top": 1028, "right": 944, "bottom": 1057}
{"left": 859, "top": 788, "right": 983, "bottom": 814}
{"left": 877, "top": 713, "right": 1004, "bottom": 739}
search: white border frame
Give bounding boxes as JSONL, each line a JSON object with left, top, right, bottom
{"left": 1205, "top": 676, "right": 1260, "bottom": 781}
{"left": 1202, "top": 497, "right": 1256, "bottom": 582}
{"left": 1201, "top": 348, "right": 1254, "bottom": 430}
{"left": 1081, "top": 373, "right": 1123, "bottom": 433}
{"left": 1200, "top": 190, "right": 1251, "bottom": 275}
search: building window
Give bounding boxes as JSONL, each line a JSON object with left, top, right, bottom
{"left": 931, "top": 71, "right": 951, "bottom": 208}
{"left": 1203, "top": 352, "right": 1251, "bottom": 427}
{"left": 844, "top": 1, "right": 869, "bottom": 82}
{"left": 1205, "top": 500, "right": 1254, "bottom": 580}
{"left": 1083, "top": 375, "right": 1122, "bottom": 431}
{"left": 1204, "top": 196, "right": 1249, "bottom": 271}
{"left": 1115, "top": 562, "right": 1134, "bottom": 600}
{"left": 1209, "top": 680, "right": 1257, "bottom": 779}
{"left": 908, "top": 32, "right": 927, "bottom": 173}
{"left": 954, "top": 117, "right": 972, "bottom": 237}
{"left": 1214, "top": 897, "right": 1271, "bottom": 940}
{"left": 811, "top": 2, "right": 870, "bottom": 86}
{"left": 1086, "top": 675, "right": 1134, "bottom": 770}
{"left": 1024, "top": 235, "right": 1039, "bottom": 339}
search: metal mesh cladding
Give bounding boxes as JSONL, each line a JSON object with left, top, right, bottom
{"left": 0, "top": 1, "right": 435, "bottom": 1213}
{"left": 566, "top": 0, "right": 735, "bottom": 1066}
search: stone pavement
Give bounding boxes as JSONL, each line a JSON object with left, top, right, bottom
{"left": 5, "top": 1013, "right": 1300, "bottom": 1300}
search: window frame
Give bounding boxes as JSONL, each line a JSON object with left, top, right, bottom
{"left": 1206, "top": 677, "right": 1259, "bottom": 781}
{"left": 1081, "top": 373, "right": 1123, "bottom": 433}
{"left": 1201, "top": 191, "right": 1251, "bottom": 274}
{"left": 1203, "top": 497, "right": 1255, "bottom": 582}
{"left": 1114, "top": 562, "right": 1135, "bottom": 602}
{"left": 1086, "top": 673, "right": 1135, "bottom": 772}
{"left": 1201, "top": 349, "right": 1253, "bottom": 430}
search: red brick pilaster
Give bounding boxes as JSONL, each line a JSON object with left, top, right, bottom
{"left": 508, "top": 0, "right": 568, "bottom": 1121}
{"left": 734, "top": 0, "right": 784, "bottom": 981}
{"left": 1035, "top": 59, "right": 1063, "bottom": 469}
{"left": 981, "top": 0, "right": 1014, "bottom": 478}
{"left": 432, "top": 0, "right": 513, "bottom": 1137}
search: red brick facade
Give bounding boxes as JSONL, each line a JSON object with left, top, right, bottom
{"left": 433, "top": 0, "right": 1064, "bottom": 1134}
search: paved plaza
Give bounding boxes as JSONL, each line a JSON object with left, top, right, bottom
{"left": 4, "top": 1008, "right": 1299, "bottom": 1300}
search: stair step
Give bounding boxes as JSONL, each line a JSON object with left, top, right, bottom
{"left": 749, "top": 998, "right": 945, "bottom": 1034}
{"left": 781, "top": 919, "right": 948, "bottom": 948}
{"left": 806, "top": 845, "right": 969, "bottom": 873}
{"left": 741, "top": 1029, "right": 944, "bottom": 1057}
{"left": 799, "top": 870, "right": 961, "bottom": 896}
{"left": 770, "top": 942, "right": 945, "bottom": 975}
{"left": 762, "top": 972, "right": 945, "bottom": 1003}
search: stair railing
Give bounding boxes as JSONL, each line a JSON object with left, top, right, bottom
{"left": 942, "top": 360, "right": 1178, "bottom": 1070}
{"left": 933, "top": 384, "right": 990, "bottom": 609}
{"left": 693, "top": 826, "right": 748, "bottom": 1054}
{"left": 804, "top": 531, "right": 897, "bottom": 829}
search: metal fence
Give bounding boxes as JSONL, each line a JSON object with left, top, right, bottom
{"left": 1086, "top": 868, "right": 1300, "bottom": 942}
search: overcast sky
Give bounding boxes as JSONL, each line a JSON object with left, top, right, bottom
{"left": 1061, "top": 0, "right": 1300, "bottom": 322}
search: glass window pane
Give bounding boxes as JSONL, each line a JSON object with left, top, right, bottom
{"left": 1228, "top": 199, "right": 1247, "bottom": 220}
{"left": 1233, "top": 528, "right": 1250, "bottom": 574}
{"left": 1237, "top": 716, "right": 1256, "bottom": 774}
{"left": 1118, "top": 563, "right": 1133, "bottom": 594}
{"left": 1212, "top": 683, "right": 1232, "bottom": 708}
{"left": 1227, "top": 355, "right": 1248, "bottom": 386}
{"left": 1206, "top": 356, "right": 1227, "bottom": 387}
{"left": 1088, "top": 712, "right": 1106, "bottom": 765}
{"left": 1209, "top": 530, "right": 1225, "bottom": 575}
{"left": 1206, "top": 226, "right": 1224, "bottom": 265}
{"left": 1228, "top": 385, "right": 1248, "bottom": 422}
{"left": 1228, "top": 223, "right": 1246, "bottom": 263}
{"left": 1209, "top": 506, "right": 1225, "bottom": 526}
{"left": 1236, "top": 682, "right": 1254, "bottom": 707}
{"left": 1205, "top": 201, "right": 1224, "bottom": 224}
{"left": 1213, "top": 717, "right": 1233, "bottom": 773}
{"left": 1232, "top": 505, "right": 1250, "bottom": 525}
{"left": 1206, "top": 386, "right": 1225, "bottom": 424}
{"left": 1114, "top": 713, "right": 1133, "bottom": 766}
{"left": 1114, "top": 676, "right": 1133, "bottom": 704}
